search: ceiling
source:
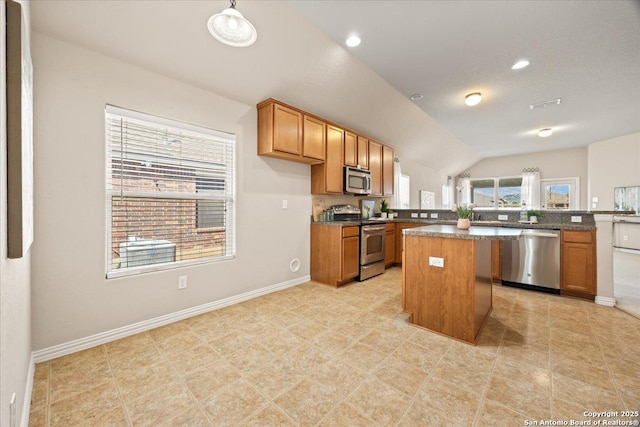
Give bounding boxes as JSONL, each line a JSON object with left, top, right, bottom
{"left": 28, "top": 0, "right": 640, "bottom": 170}
{"left": 291, "top": 0, "right": 640, "bottom": 158}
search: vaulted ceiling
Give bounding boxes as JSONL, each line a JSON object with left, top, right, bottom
{"left": 30, "top": 0, "right": 640, "bottom": 173}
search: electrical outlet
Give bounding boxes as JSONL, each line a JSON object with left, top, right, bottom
{"left": 282, "top": 200, "right": 288, "bottom": 209}
{"left": 430, "top": 213, "right": 438, "bottom": 219}
{"left": 571, "top": 216, "right": 582, "bottom": 223}
{"left": 420, "top": 213, "right": 429, "bottom": 218}
{"left": 624, "top": 235, "right": 629, "bottom": 241}
{"left": 178, "top": 276, "right": 188, "bottom": 289}
{"left": 429, "top": 256, "right": 444, "bottom": 268}
{"left": 411, "top": 213, "right": 418, "bottom": 218}
{"left": 498, "top": 215, "right": 508, "bottom": 221}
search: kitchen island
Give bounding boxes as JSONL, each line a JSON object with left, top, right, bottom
{"left": 402, "top": 225, "right": 521, "bottom": 345}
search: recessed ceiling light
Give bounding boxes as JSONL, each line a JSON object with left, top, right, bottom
{"left": 512, "top": 59, "right": 530, "bottom": 70}
{"left": 538, "top": 128, "right": 553, "bottom": 137}
{"left": 345, "top": 35, "right": 361, "bottom": 47}
{"left": 464, "top": 92, "right": 482, "bottom": 106}
{"left": 410, "top": 93, "right": 423, "bottom": 101}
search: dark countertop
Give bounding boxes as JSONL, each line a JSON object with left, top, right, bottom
{"left": 311, "top": 218, "right": 597, "bottom": 231}
{"left": 403, "top": 225, "right": 522, "bottom": 240}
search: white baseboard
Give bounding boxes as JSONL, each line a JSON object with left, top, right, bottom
{"left": 20, "top": 354, "right": 35, "bottom": 427}
{"left": 32, "top": 275, "right": 310, "bottom": 363}
{"left": 595, "top": 296, "right": 616, "bottom": 307}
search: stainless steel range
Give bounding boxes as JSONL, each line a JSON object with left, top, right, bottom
{"left": 359, "top": 224, "right": 386, "bottom": 280}
{"left": 329, "top": 205, "right": 386, "bottom": 281}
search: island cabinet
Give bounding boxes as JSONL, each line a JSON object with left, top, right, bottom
{"left": 385, "top": 223, "right": 396, "bottom": 267}
{"left": 357, "top": 136, "right": 369, "bottom": 169}
{"left": 561, "top": 230, "right": 596, "bottom": 299}
{"left": 311, "top": 224, "right": 359, "bottom": 286}
{"left": 258, "top": 99, "right": 323, "bottom": 165}
{"left": 402, "top": 225, "right": 521, "bottom": 345}
{"left": 395, "top": 223, "right": 423, "bottom": 264}
{"left": 311, "top": 125, "right": 344, "bottom": 194}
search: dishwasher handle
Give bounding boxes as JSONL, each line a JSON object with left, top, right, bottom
{"left": 522, "top": 231, "right": 560, "bottom": 238}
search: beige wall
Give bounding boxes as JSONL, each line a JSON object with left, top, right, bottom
{"left": 588, "top": 132, "right": 640, "bottom": 211}
{"left": 31, "top": 33, "right": 312, "bottom": 350}
{"left": 465, "top": 147, "right": 588, "bottom": 210}
{"left": 1, "top": 1, "right": 33, "bottom": 426}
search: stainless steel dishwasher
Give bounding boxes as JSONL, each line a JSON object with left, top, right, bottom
{"left": 501, "top": 229, "right": 561, "bottom": 293}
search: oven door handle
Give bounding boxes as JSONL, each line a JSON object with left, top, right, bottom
{"left": 362, "top": 226, "right": 386, "bottom": 233}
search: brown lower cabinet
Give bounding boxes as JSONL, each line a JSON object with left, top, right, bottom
{"left": 311, "top": 224, "right": 359, "bottom": 286}
{"left": 385, "top": 223, "right": 396, "bottom": 267}
{"left": 561, "top": 230, "right": 596, "bottom": 299}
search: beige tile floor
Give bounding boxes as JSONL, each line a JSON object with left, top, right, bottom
{"left": 29, "top": 267, "right": 640, "bottom": 426}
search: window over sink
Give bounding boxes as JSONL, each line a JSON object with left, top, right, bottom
{"left": 470, "top": 176, "right": 523, "bottom": 209}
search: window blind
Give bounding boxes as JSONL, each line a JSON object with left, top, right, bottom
{"left": 105, "top": 105, "right": 235, "bottom": 278}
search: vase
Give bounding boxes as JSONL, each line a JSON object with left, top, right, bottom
{"left": 457, "top": 218, "right": 470, "bottom": 229}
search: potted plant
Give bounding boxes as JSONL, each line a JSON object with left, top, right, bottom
{"left": 380, "top": 199, "right": 389, "bottom": 218}
{"left": 456, "top": 205, "right": 472, "bottom": 229}
{"left": 527, "top": 210, "right": 543, "bottom": 223}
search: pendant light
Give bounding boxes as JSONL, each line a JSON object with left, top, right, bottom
{"left": 207, "top": 0, "right": 257, "bottom": 48}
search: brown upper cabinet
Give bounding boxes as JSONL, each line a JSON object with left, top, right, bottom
{"left": 369, "top": 140, "right": 383, "bottom": 196}
{"left": 258, "top": 99, "right": 321, "bottom": 164}
{"left": 383, "top": 145, "right": 394, "bottom": 196}
{"left": 257, "top": 98, "right": 394, "bottom": 195}
{"left": 344, "top": 131, "right": 357, "bottom": 167}
{"left": 302, "top": 115, "right": 326, "bottom": 161}
{"left": 357, "top": 136, "right": 369, "bottom": 169}
{"left": 311, "top": 125, "right": 344, "bottom": 194}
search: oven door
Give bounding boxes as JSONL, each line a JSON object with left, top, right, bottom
{"left": 360, "top": 225, "right": 385, "bottom": 265}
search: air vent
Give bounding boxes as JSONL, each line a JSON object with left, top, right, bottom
{"left": 530, "top": 98, "right": 562, "bottom": 110}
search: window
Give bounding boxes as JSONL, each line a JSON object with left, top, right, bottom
{"left": 541, "top": 178, "right": 579, "bottom": 210}
{"left": 470, "top": 177, "right": 523, "bottom": 209}
{"left": 105, "top": 106, "right": 235, "bottom": 278}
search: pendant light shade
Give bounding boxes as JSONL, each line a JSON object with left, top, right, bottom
{"left": 207, "top": 0, "right": 257, "bottom": 47}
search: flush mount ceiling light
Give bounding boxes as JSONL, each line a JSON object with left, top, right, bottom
{"left": 538, "top": 128, "right": 553, "bottom": 137}
{"left": 345, "top": 35, "right": 361, "bottom": 47}
{"left": 512, "top": 59, "right": 530, "bottom": 70}
{"left": 207, "top": 0, "right": 257, "bottom": 48}
{"left": 464, "top": 92, "right": 482, "bottom": 106}
{"left": 410, "top": 93, "right": 424, "bottom": 101}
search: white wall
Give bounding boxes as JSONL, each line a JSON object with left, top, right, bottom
{"left": 465, "top": 147, "right": 589, "bottom": 210}
{"left": 31, "top": 33, "right": 312, "bottom": 351}
{"left": 1, "top": 1, "right": 33, "bottom": 426}
{"left": 399, "top": 158, "right": 448, "bottom": 209}
{"left": 588, "top": 132, "right": 640, "bottom": 211}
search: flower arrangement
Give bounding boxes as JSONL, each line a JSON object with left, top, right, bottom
{"left": 526, "top": 210, "right": 543, "bottom": 219}
{"left": 380, "top": 199, "right": 389, "bottom": 212}
{"left": 453, "top": 203, "right": 474, "bottom": 219}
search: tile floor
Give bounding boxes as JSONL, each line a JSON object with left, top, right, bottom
{"left": 29, "top": 267, "right": 640, "bottom": 426}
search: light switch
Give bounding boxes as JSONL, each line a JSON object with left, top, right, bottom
{"left": 592, "top": 197, "right": 599, "bottom": 203}
{"left": 571, "top": 216, "right": 582, "bottom": 223}
{"left": 282, "top": 200, "right": 288, "bottom": 209}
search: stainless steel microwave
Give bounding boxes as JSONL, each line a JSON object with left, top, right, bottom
{"left": 344, "top": 166, "right": 371, "bottom": 195}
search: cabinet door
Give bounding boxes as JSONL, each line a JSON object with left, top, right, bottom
{"left": 491, "top": 240, "right": 501, "bottom": 282}
{"left": 357, "top": 136, "right": 369, "bottom": 169}
{"left": 273, "top": 104, "right": 302, "bottom": 155}
{"left": 325, "top": 125, "right": 344, "bottom": 193}
{"left": 383, "top": 145, "right": 394, "bottom": 196}
{"left": 385, "top": 230, "right": 396, "bottom": 267}
{"left": 369, "top": 140, "right": 383, "bottom": 196}
{"left": 303, "top": 115, "right": 326, "bottom": 161}
{"left": 562, "top": 242, "right": 596, "bottom": 295}
{"left": 342, "top": 236, "right": 360, "bottom": 280}
{"left": 344, "top": 131, "right": 357, "bottom": 167}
